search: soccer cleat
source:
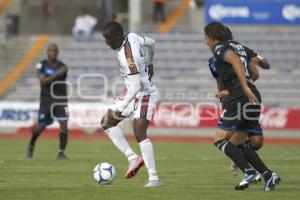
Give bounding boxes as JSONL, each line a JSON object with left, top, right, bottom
{"left": 26, "top": 145, "right": 35, "bottom": 159}
{"left": 230, "top": 162, "right": 239, "bottom": 176}
{"left": 264, "top": 173, "right": 281, "bottom": 191}
{"left": 144, "top": 179, "right": 162, "bottom": 187}
{"left": 57, "top": 152, "right": 69, "bottom": 160}
{"left": 235, "top": 172, "right": 261, "bottom": 190}
{"left": 255, "top": 173, "right": 263, "bottom": 183}
{"left": 240, "top": 173, "right": 262, "bottom": 185}
{"left": 125, "top": 157, "right": 144, "bottom": 179}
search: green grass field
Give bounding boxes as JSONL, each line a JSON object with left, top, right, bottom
{"left": 0, "top": 139, "right": 299, "bottom": 200}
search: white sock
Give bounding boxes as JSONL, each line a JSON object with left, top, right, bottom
{"left": 139, "top": 139, "right": 158, "bottom": 180}
{"left": 106, "top": 126, "right": 138, "bottom": 162}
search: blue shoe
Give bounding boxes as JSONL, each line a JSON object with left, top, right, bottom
{"left": 240, "top": 173, "right": 262, "bottom": 183}
{"left": 264, "top": 173, "right": 281, "bottom": 191}
{"left": 235, "top": 172, "right": 261, "bottom": 190}
{"left": 256, "top": 173, "right": 263, "bottom": 183}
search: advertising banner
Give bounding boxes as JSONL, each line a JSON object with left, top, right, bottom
{"left": 0, "top": 102, "right": 109, "bottom": 129}
{"left": 152, "top": 104, "right": 300, "bottom": 129}
{"left": 205, "top": 0, "right": 300, "bottom": 24}
{"left": 1, "top": 102, "right": 299, "bottom": 130}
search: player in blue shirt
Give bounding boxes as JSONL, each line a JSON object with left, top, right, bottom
{"left": 26, "top": 43, "right": 69, "bottom": 160}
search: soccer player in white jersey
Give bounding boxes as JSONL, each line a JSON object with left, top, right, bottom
{"left": 100, "top": 21, "right": 161, "bottom": 187}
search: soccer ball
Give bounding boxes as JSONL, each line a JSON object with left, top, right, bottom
{"left": 93, "top": 162, "right": 116, "bottom": 185}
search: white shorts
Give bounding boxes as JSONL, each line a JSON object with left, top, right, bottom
{"left": 110, "top": 90, "right": 159, "bottom": 121}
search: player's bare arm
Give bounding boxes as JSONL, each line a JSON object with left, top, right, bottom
{"left": 38, "top": 74, "right": 58, "bottom": 85}
{"left": 216, "top": 81, "right": 229, "bottom": 99}
{"left": 224, "top": 50, "right": 259, "bottom": 103}
{"left": 257, "top": 55, "right": 270, "bottom": 69}
{"left": 248, "top": 60, "right": 260, "bottom": 81}
{"left": 250, "top": 55, "right": 270, "bottom": 69}
{"left": 58, "top": 65, "right": 68, "bottom": 76}
{"left": 249, "top": 55, "right": 271, "bottom": 81}
{"left": 216, "top": 90, "right": 229, "bottom": 99}
{"left": 38, "top": 65, "right": 68, "bottom": 85}
{"left": 148, "top": 64, "right": 154, "bottom": 81}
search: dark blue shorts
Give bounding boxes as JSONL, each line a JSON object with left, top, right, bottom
{"left": 38, "top": 102, "right": 69, "bottom": 127}
{"left": 218, "top": 96, "right": 263, "bottom": 136}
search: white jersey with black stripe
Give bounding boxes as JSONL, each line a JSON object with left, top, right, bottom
{"left": 116, "top": 33, "right": 158, "bottom": 94}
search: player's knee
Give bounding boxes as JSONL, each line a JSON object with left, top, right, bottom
{"left": 101, "top": 120, "right": 110, "bottom": 131}
{"left": 214, "top": 138, "right": 229, "bottom": 152}
{"left": 135, "top": 133, "right": 147, "bottom": 143}
{"left": 213, "top": 129, "right": 232, "bottom": 144}
{"left": 101, "top": 117, "right": 120, "bottom": 131}
{"left": 101, "top": 117, "right": 108, "bottom": 130}
{"left": 101, "top": 120, "right": 114, "bottom": 131}
{"left": 60, "top": 128, "right": 68, "bottom": 134}
{"left": 101, "top": 114, "right": 113, "bottom": 130}
{"left": 213, "top": 133, "right": 227, "bottom": 144}
{"left": 251, "top": 142, "right": 263, "bottom": 151}
{"left": 33, "top": 125, "right": 46, "bottom": 135}
{"left": 249, "top": 136, "right": 263, "bottom": 151}
{"left": 59, "top": 124, "right": 68, "bottom": 133}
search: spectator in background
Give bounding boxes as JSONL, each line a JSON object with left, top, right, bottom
{"left": 153, "top": 0, "right": 165, "bottom": 22}
{"left": 72, "top": 10, "right": 98, "bottom": 41}
{"left": 5, "top": 11, "right": 19, "bottom": 37}
{"left": 194, "top": 0, "right": 204, "bottom": 8}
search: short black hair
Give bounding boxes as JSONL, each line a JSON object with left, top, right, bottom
{"left": 225, "top": 26, "right": 233, "bottom": 40}
{"left": 204, "top": 22, "right": 230, "bottom": 43}
{"left": 102, "top": 21, "right": 124, "bottom": 37}
{"left": 47, "top": 43, "right": 59, "bottom": 50}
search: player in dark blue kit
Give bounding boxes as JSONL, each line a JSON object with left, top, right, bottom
{"left": 26, "top": 43, "right": 69, "bottom": 160}
{"left": 204, "top": 22, "right": 280, "bottom": 191}
{"left": 208, "top": 27, "right": 270, "bottom": 177}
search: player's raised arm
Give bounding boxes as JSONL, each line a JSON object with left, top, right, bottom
{"left": 224, "top": 50, "right": 259, "bottom": 104}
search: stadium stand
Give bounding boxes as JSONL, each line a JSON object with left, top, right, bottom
{"left": 2, "top": 30, "right": 300, "bottom": 107}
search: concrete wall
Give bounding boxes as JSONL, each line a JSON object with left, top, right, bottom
{"left": 19, "top": 0, "right": 103, "bottom": 35}
{"left": 129, "top": 0, "right": 154, "bottom": 32}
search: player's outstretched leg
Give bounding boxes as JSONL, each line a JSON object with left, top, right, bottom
{"left": 26, "top": 125, "right": 46, "bottom": 158}
{"left": 101, "top": 110, "right": 141, "bottom": 179}
{"left": 57, "top": 120, "right": 69, "bottom": 160}
{"left": 133, "top": 118, "right": 161, "bottom": 187}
